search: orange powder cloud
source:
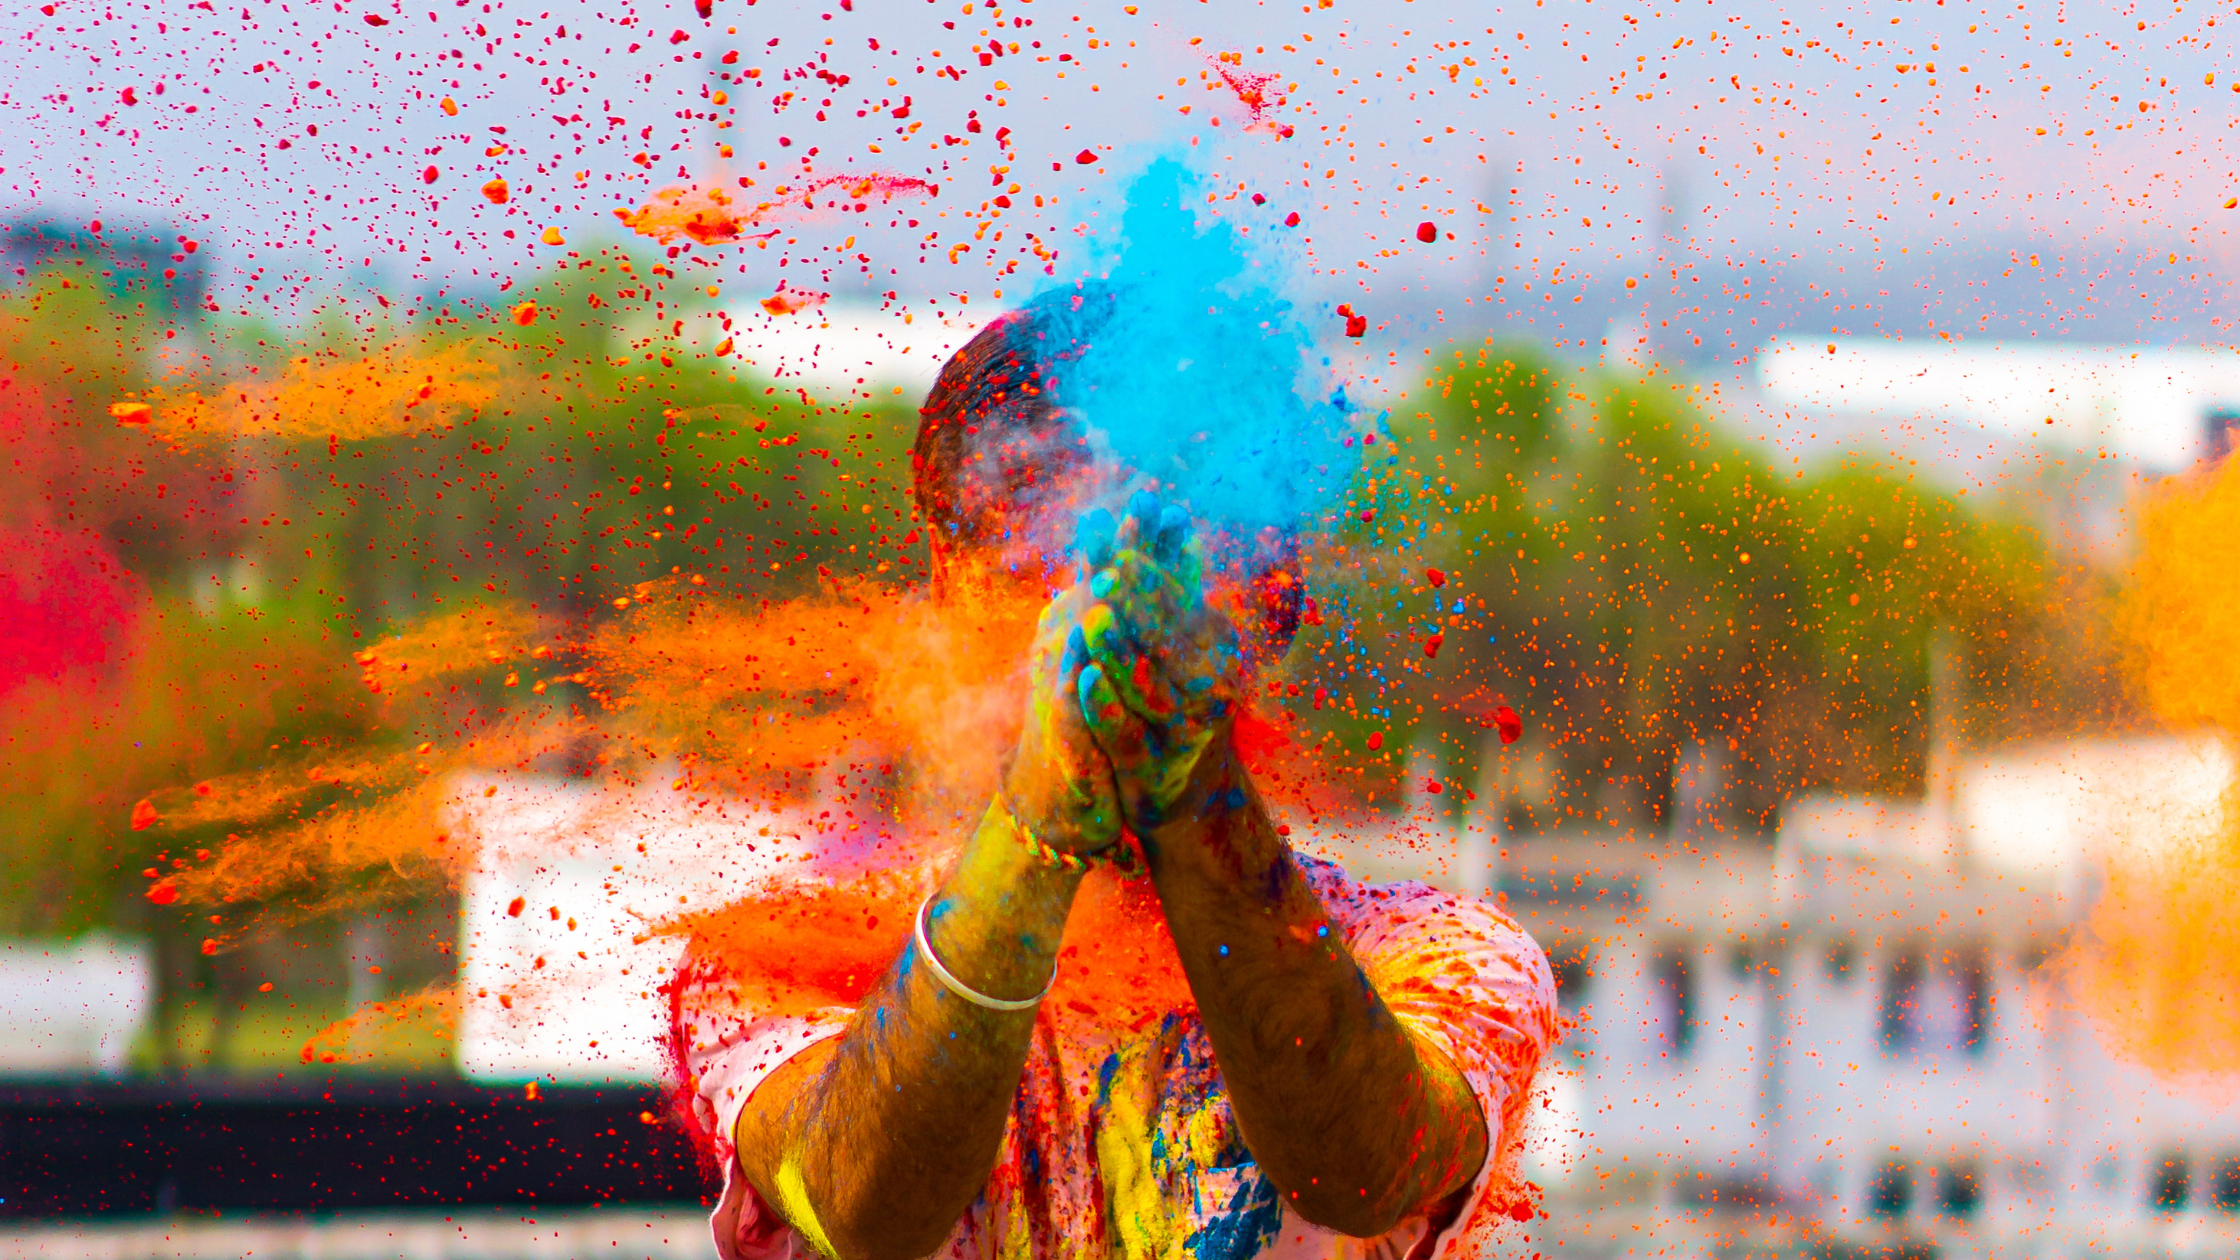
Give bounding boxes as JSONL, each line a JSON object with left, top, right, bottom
{"left": 2065, "top": 453, "right": 2240, "bottom": 1079}
{"left": 124, "top": 343, "right": 500, "bottom": 444}
{"left": 584, "top": 573, "right": 1043, "bottom": 839}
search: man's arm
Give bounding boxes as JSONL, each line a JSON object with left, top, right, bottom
{"left": 1068, "top": 498, "right": 1489, "bottom": 1237}
{"left": 729, "top": 804, "right": 1085, "bottom": 1260}
{"left": 1140, "top": 753, "right": 1489, "bottom": 1238}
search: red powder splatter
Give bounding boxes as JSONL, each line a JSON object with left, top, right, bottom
{"left": 146, "top": 882, "right": 178, "bottom": 906}
{"left": 1426, "top": 568, "right": 1446, "bottom": 588}
{"left": 1493, "top": 705, "right": 1523, "bottom": 745}
{"left": 130, "top": 799, "right": 159, "bottom": 831}
{"left": 1416, "top": 221, "right": 1438, "bottom": 243}
{"left": 1366, "top": 732, "right": 1385, "bottom": 751}
{"left": 1074, "top": 149, "right": 1098, "bottom": 165}
{"left": 0, "top": 529, "right": 142, "bottom": 695}
{"left": 1422, "top": 633, "right": 1444, "bottom": 659}
{"left": 1208, "top": 55, "right": 1293, "bottom": 137}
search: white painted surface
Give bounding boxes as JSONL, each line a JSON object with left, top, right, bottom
{"left": 452, "top": 777, "right": 836, "bottom": 1085}
{"left": 1757, "top": 338, "right": 2240, "bottom": 469}
{"left": 0, "top": 934, "right": 151, "bottom": 1077}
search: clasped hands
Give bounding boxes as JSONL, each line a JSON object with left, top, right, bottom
{"left": 1005, "top": 491, "right": 1248, "bottom": 858}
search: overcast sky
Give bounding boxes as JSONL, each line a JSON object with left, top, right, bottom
{"left": 4, "top": 0, "right": 2235, "bottom": 333}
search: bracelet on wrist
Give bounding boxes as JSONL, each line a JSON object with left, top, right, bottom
{"left": 995, "top": 791, "right": 1124, "bottom": 873}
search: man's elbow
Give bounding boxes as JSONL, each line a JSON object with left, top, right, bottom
{"left": 822, "top": 1220, "right": 959, "bottom": 1260}
{"left": 802, "top": 1190, "right": 965, "bottom": 1260}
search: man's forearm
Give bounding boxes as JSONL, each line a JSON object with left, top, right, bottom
{"left": 733, "top": 803, "right": 1083, "bottom": 1260}
{"left": 1141, "top": 754, "right": 1488, "bottom": 1237}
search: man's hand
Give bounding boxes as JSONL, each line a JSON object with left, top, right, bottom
{"left": 1071, "top": 492, "right": 1246, "bottom": 834}
{"left": 1002, "top": 574, "right": 1125, "bottom": 856}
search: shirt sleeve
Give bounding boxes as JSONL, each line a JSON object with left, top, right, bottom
{"left": 671, "top": 946, "right": 855, "bottom": 1260}
{"left": 1308, "top": 862, "right": 1561, "bottom": 1259}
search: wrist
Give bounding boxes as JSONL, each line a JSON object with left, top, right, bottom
{"left": 921, "top": 799, "right": 1087, "bottom": 1005}
{"left": 1141, "top": 745, "right": 1279, "bottom": 871}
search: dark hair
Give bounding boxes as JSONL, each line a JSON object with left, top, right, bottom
{"left": 910, "top": 285, "right": 1117, "bottom": 557}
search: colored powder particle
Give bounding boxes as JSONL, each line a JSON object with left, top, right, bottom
{"left": 506, "top": 896, "right": 526, "bottom": 917}
{"left": 146, "top": 881, "right": 178, "bottom": 906}
{"left": 510, "top": 302, "right": 539, "bottom": 326}
{"left": 422, "top": 165, "right": 440, "bottom": 184}
{"left": 1416, "top": 221, "right": 1439, "bottom": 244}
{"left": 1336, "top": 304, "right": 1368, "bottom": 338}
{"left": 540, "top": 226, "right": 565, "bottom": 246}
{"left": 1426, "top": 568, "right": 1446, "bottom": 588}
{"left": 108, "top": 401, "right": 152, "bottom": 425}
{"left": 482, "top": 178, "right": 510, "bottom": 204}
{"left": 1366, "top": 732, "right": 1385, "bottom": 751}
{"left": 440, "top": 95, "right": 458, "bottom": 115}
{"left": 1493, "top": 705, "right": 1523, "bottom": 746}
{"left": 1075, "top": 149, "right": 1098, "bottom": 164}
{"left": 200, "top": 938, "right": 218, "bottom": 955}
{"left": 130, "top": 799, "right": 159, "bottom": 831}
{"left": 1422, "top": 633, "right": 1444, "bottom": 659}
{"left": 1284, "top": 211, "right": 1300, "bottom": 227}
{"left": 713, "top": 337, "right": 735, "bottom": 357}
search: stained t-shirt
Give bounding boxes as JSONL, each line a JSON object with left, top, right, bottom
{"left": 671, "top": 854, "right": 1559, "bottom": 1260}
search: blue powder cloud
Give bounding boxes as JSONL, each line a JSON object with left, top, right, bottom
{"left": 1030, "top": 157, "right": 1353, "bottom": 540}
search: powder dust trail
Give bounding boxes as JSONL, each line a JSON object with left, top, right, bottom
{"left": 585, "top": 572, "right": 1045, "bottom": 846}
{"left": 2065, "top": 452, "right": 2240, "bottom": 1079}
{"left": 299, "top": 982, "right": 459, "bottom": 1066}
{"left": 618, "top": 173, "right": 936, "bottom": 247}
{"left": 127, "top": 342, "right": 502, "bottom": 445}
{"left": 352, "top": 602, "right": 565, "bottom": 698}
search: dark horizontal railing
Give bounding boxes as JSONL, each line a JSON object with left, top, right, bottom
{"left": 0, "top": 1080, "right": 715, "bottom": 1217}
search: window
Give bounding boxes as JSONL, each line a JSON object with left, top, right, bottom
{"left": 2210, "top": 1155, "right": 2240, "bottom": 1214}
{"left": 1879, "top": 944, "right": 1991, "bottom": 1058}
{"left": 1937, "top": 1163, "right": 1982, "bottom": 1217}
{"left": 1650, "top": 946, "right": 1695, "bottom": 1059}
{"left": 1549, "top": 938, "right": 1592, "bottom": 1009}
{"left": 1866, "top": 1161, "right": 1913, "bottom": 1219}
{"left": 2151, "top": 1152, "right": 2191, "bottom": 1212}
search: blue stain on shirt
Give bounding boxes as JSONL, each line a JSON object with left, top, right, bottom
{"left": 1185, "top": 1170, "right": 1284, "bottom": 1260}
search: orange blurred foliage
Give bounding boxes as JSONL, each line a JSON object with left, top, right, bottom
{"left": 2067, "top": 452, "right": 2240, "bottom": 1079}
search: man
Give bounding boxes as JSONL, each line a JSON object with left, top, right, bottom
{"left": 673, "top": 291, "right": 1558, "bottom": 1260}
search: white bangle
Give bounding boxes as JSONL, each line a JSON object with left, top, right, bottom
{"left": 913, "top": 893, "right": 1053, "bottom": 1012}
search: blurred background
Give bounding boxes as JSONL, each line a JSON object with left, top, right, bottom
{"left": 2, "top": 0, "right": 2239, "bottom": 1254}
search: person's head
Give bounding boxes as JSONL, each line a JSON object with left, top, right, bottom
{"left": 910, "top": 285, "right": 1115, "bottom": 591}
{"left": 911, "top": 285, "right": 1307, "bottom": 665}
